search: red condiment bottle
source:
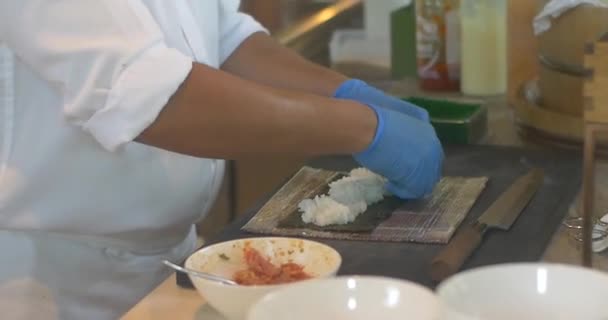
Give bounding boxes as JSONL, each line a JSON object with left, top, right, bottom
{"left": 415, "top": 0, "right": 461, "bottom": 91}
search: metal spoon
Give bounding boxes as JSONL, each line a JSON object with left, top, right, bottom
{"left": 162, "top": 260, "right": 238, "bottom": 286}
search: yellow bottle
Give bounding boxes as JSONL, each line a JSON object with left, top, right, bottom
{"left": 460, "top": 0, "right": 507, "bottom": 96}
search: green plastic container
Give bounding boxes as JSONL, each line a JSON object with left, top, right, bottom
{"left": 391, "top": 4, "right": 417, "bottom": 79}
{"left": 403, "top": 97, "right": 488, "bottom": 144}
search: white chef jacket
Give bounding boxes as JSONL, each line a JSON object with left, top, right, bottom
{"left": 0, "top": 1, "right": 266, "bottom": 319}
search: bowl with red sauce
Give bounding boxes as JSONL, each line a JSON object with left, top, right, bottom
{"left": 184, "top": 237, "right": 342, "bottom": 320}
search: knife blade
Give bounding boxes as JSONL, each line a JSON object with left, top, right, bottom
{"left": 430, "top": 168, "right": 545, "bottom": 282}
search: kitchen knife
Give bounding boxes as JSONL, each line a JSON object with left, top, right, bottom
{"left": 430, "top": 168, "right": 545, "bottom": 282}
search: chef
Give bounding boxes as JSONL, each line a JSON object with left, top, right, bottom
{"left": 0, "top": 1, "right": 443, "bottom": 319}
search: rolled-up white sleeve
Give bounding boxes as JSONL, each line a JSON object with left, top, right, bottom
{"left": 0, "top": 0, "right": 193, "bottom": 151}
{"left": 218, "top": 0, "right": 269, "bottom": 64}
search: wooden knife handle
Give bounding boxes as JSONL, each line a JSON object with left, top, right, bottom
{"left": 430, "top": 223, "right": 485, "bottom": 282}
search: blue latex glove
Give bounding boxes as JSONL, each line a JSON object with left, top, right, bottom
{"left": 354, "top": 103, "right": 443, "bottom": 199}
{"left": 334, "top": 79, "right": 430, "bottom": 122}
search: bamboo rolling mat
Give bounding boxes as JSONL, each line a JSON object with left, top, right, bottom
{"left": 241, "top": 166, "right": 488, "bottom": 244}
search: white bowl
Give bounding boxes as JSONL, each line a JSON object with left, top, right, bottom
{"left": 436, "top": 263, "right": 608, "bottom": 320}
{"left": 184, "top": 237, "right": 341, "bottom": 320}
{"left": 247, "top": 276, "right": 443, "bottom": 320}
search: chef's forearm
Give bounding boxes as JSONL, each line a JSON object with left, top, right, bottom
{"left": 136, "top": 63, "right": 376, "bottom": 159}
{"left": 221, "top": 32, "right": 348, "bottom": 97}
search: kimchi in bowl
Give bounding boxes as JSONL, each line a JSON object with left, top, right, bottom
{"left": 184, "top": 237, "right": 342, "bottom": 320}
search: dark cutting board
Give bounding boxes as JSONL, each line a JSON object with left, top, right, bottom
{"left": 177, "top": 145, "right": 581, "bottom": 289}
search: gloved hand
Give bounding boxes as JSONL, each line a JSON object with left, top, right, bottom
{"left": 334, "top": 79, "right": 430, "bottom": 122}
{"left": 354, "top": 103, "right": 443, "bottom": 199}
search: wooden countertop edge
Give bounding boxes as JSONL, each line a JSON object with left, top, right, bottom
{"left": 121, "top": 274, "right": 205, "bottom": 320}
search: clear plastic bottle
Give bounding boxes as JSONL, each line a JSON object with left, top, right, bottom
{"left": 415, "top": 0, "right": 461, "bottom": 91}
{"left": 460, "top": 0, "right": 507, "bottom": 96}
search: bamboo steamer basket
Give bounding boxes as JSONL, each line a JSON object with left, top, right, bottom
{"left": 537, "top": 5, "right": 608, "bottom": 117}
{"left": 514, "top": 3, "right": 608, "bottom": 149}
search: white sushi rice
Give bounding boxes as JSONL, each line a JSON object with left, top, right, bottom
{"left": 297, "top": 168, "right": 389, "bottom": 227}
{"left": 329, "top": 168, "right": 387, "bottom": 205}
{"left": 299, "top": 196, "right": 366, "bottom": 226}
